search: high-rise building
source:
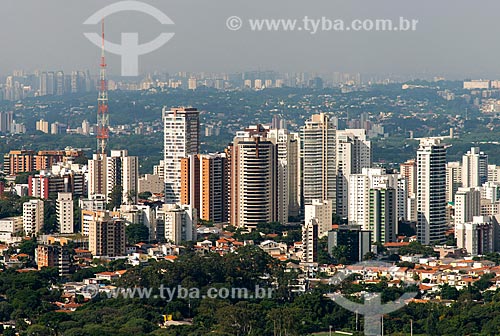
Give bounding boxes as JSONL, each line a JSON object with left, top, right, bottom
{"left": 23, "top": 199, "right": 44, "bottom": 236}
{"left": 81, "top": 120, "right": 90, "bottom": 135}
{"left": 369, "top": 186, "right": 397, "bottom": 243}
{"left": 301, "top": 113, "right": 336, "bottom": 208}
{"left": 47, "top": 72, "right": 55, "bottom": 95}
{"left": 304, "top": 199, "right": 333, "bottom": 238}
{"left": 180, "top": 153, "right": 230, "bottom": 224}
{"left": 302, "top": 218, "right": 318, "bottom": 263}
{"left": 454, "top": 187, "right": 481, "bottom": 227}
{"left": 336, "top": 129, "right": 372, "bottom": 217}
{"left": 0, "top": 111, "right": 13, "bottom": 133}
{"left": 35, "top": 149, "right": 84, "bottom": 171}
{"left": 107, "top": 150, "right": 139, "bottom": 205}
{"left": 153, "top": 160, "right": 165, "bottom": 180}
{"left": 28, "top": 170, "right": 86, "bottom": 200}
{"left": 268, "top": 128, "right": 300, "bottom": 220}
{"left": 188, "top": 78, "right": 197, "bottom": 90}
{"left": 38, "top": 71, "right": 58, "bottom": 96}
{"left": 71, "top": 71, "right": 88, "bottom": 94}
{"left": 163, "top": 107, "right": 200, "bottom": 204}
{"left": 56, "top": 193, "right": 74, "bottom": 234}
{"left": 180, "top": 155, "right": 200, "bottom": 212}
{"left": 488, "top": 164, "right": 500, "bottom": 183}
{"left": 4, "top": 149, "right": 84, "bottom": 177}
{"left": 138, "top": 174, "right": 164, "bottom": 194}
{"left": 199, "top": 154, "right": 229, "bottom": 223}
{"left": 481, "top": 182, "right": 500, "bottom": 203}
{"left": 81, "top": 209, "right": 119, "bottom": 236}
{"left": 50, "top": 122, "right": 62, "bottom": 135}
{"left": 35, "top": 119, "right": 49, "bottom": 134}
{"left": 400, "top": 159, "right": 417, "bottom": 197}
{"left": 88, "top": 212, "right": 126, "bottom": 257}
{"left": 456, "top": 216, "right": 495, "bottom": 256}
{"left": 397, "top": 176, "right": 408, "bottom": 221}
{"left": 417, "top": 138, "right": 447, "bottom": 245}
{"left": 229, "top": 125, "right": 277, "bottom": 228}
{"left": 156, "top": 204, "right": 197, "bottom": 244}
{"left": 446, "top": 161, "right": 462, "bottom": 203}
{"left": 3, "top": 150, "right": 36, "bottom": 175}
{"left": 88, "top": 154, "right": 107, "bottom": 199}
{"left": 55, "top": 71, "right": 65, "bottom": 96}
{"left": 328, "top": 225, "right": 372, "bottom": 263}
{"left": 36, "top": 244, "right": 70, "bottom": 276}
{"left": 348, "top": 168, "right": 399, "bottom": 230}
{"left": 462, "top": 147, "right": 488, "bottom": 188}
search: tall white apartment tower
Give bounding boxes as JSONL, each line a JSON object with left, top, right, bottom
{"left": 462, "top": 147, "right": 488, "bottom": 188}
{"left": 56, "top": 192, "right": 74, "bottom": 234}
{"left": 158, "top": 204, "right": 197, "bottom": 244}
{"left": 454, "top": 187, "right": 481, "bottom": 227}
{"left": 106, "top": 150, "right": 139, "bottom": 205}
{"left": 305, "top": 199, "right": 333, "bottom": 238}
{"left": 348, "top": 168, "right": 399, "bottom": 230}
{"left": 23, "top": 199, "right": 44, "bottom": 236}
{"left": 446, "top": 161, "right": 462, "bottom": 203}
{"left": 163, "top": 107, "right": 200, "bottom": 204}
{"left": 417, "top": 138, "right": 447, "bottom": 245}
{"left": 336, "top": 129, "right": 372, "bottom": 217}
{"left": 301, "top": 113, "right": 336, "bottom": 209}
{"left": 302, "top": 218, "right": 318, "bottom": 263}
{"left": 88, "top": 153, "right": 107, "bottom": 199}
{"left": 488, "top": 164, "right": 500, "bottom": 183}
{"left": 456, "top": 216, "right": 494, "bottom": 256}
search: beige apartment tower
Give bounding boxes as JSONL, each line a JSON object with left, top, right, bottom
{"left": 229, "top": 125, "right": 277, "bottom": 228}
{"left": 301, "top": 113, "right": 336, "bottom": 209}
{"left": 88, "top": 212, "right": 126, "bottom": 257}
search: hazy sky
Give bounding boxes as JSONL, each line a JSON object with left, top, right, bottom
{"left": 1, "top": 0, "right": 499, "bottom": 78}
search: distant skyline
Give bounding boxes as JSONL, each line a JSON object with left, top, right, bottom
{"left": 1, "top": 0, "right": 500, "bottom": 79}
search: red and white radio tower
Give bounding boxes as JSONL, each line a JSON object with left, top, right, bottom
{"left": 96, "top": 19, "right": 109, "bottom": 158}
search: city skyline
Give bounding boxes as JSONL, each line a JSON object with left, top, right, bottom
{"left": 2, "top": 1, "right": 500, "bottom": 335}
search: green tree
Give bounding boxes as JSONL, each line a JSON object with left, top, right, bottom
{"left": 19, "top": 238, "right": 38, "bottom": 258}
{"left": 108, "top": 185, "right": 123, "bottom": 210}
{"left": 215, "top": 302, "right": 266, "bottom": 335}
{"left": 0, "top": 302, "right": 13, "bottom": 321}
{"left": 440, "top": 283, "right": 459, "bottom": 300}
{"left": 73, "top": 199, "right": 82, "bottom": 232}
{"left": 126, "top": 190, "right": 137, "bottom": 204}
{"left": 42, "top": 200, "right": 57, "bottom": 234}
{"left": 126, "top": 224, "right": 150, "bottom": 244}
{"left": 475, "top": 273, "right": 495, "bottom": 291}
{"left": 138, "top": 191, "right": 152, "bottom": 200}
{"left": 318, "top": 237, "right": 335, "bottom": 264}
{"left": 330, "top": 245, "right": 349, "bottom": 264}
{"left": 363, "top": 252, "right": 377, "bottom": 261}
{"left": 15, "top": 172, "right": 35, "bottom": 185}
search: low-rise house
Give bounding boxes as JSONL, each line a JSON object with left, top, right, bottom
{"left": 259, "top": 240, "right": 287, "bottom": 256}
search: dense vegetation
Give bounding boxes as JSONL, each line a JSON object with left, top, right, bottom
{"left": 0, "top": 246, "right": 496, "bottom": 335}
